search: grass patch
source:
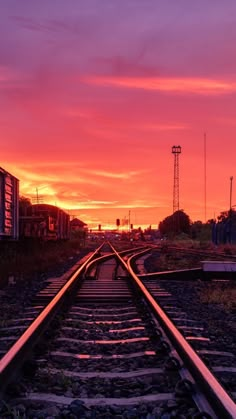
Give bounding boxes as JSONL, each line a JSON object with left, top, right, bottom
{"left": 199, "top": 282, "right": 236, "bottom": 311}
{"left": 145, "top": 250, "right": 202, "bottom": 272}
{"left": 0, "top": 239, "right": 93, "bottom": 287}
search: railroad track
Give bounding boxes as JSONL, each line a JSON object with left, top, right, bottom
{"left": 142, "top": 276, "right": 236, "bottom": 397}
{"left": 0, "top": 242, "right": 235, "bottom": 418}
{"left": 156, "top": 244, "right": 236, "bottom": 260}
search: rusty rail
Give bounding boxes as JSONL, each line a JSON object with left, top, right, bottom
{"left": 110, "top": 244, "right": 236, "bottom": 419}
{"left": 0, "top": 243, "right": 104, "bottom": 395}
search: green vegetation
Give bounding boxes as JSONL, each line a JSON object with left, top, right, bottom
{"left": 145, "top": 244, "right": 236, "bottom": 313}
{"left": 0, "top": 239, "right": 93, "bottom": 287}
{"left": 158, "top": 210, "right": 213, "bottom": 242}
{"left": 145, "top": 242, "right": 236, "bottom": 272}
{"left": 159, "top": 210, "right": 191, "bottom": 237}
{"left": 199, "top": 282, "right": 236, "bottom": 311}
{"left": 145, "top": 249, "right": 202, "bottom": 272}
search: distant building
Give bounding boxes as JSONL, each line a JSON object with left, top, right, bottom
{"left": 70, "top": 218, "right": 87, "bottom": 232}
{"left": 70, "top": 218, "right": 87, "bottom": 246}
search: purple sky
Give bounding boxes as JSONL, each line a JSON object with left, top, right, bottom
{"left": 1, "top": 1, "right": 236, "bottom": 228}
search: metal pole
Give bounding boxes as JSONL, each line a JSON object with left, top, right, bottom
{"left": 229, "top": 176, "right": 233, "bottom": 243}
{"left": 204, "top": 133, "right": 207, "bottom": 222}
{"left": 230, "top": 176, "right": 233, "bottom": 211}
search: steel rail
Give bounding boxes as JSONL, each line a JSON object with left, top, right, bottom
{"left": 138, "top": 268, "right": 202, "bottom": 281}
{"left": 156, "top": 244, "right": 236, "bottom": 260}
{"left": 0, "top": 242, "right": 149, "bottom": 394}
{"left": 0, "top": 242, "right": 105, "bottom": 395}
{"left": 84, "top": 251, "right": 114, "bottom": 278}
{"left": 110, "top": 244, "right": 236, "bottom": 419}
{"left": 84, "top": 243, "right": 150, "bottom": 278}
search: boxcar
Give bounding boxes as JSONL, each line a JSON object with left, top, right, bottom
{"left": 0, "top": 167, "right": 19, "bottom": 240}
{"left": 20, "top": 204, "right": 70, "bottom": 240}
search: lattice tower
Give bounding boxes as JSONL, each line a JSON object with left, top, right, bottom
{"left": 172, "top": 145, "right": 182, "bottom": 213}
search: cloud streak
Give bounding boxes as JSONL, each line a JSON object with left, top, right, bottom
{"left": 84, "top": 75, "right": 236, "bottom": 95}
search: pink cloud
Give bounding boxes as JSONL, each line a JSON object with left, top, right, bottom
{"left": 83, "top": 75, "right": 236, "bottom": 95}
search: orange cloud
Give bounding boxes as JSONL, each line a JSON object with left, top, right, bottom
{"left": 83, "top": 75, "right": 236, "bottom": 95}
{"left": 6, "top": 161, "right": 153, "bottom": 214}
{"left": 87, "top": 169, "right": 143, "bottom": 180}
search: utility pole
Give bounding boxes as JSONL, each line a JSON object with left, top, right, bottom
{"left": 230, "top": 176, "right": 233, "bottom": 211}
{"left": 33, "top": 187, "right": 44, "bottom": 204}
{"left": 172, "top": 145, "right": 182, "bottom": 213}
{"left": 204, "top": 133, "right": 207, "bottom": 222}
{"left": 229, "top": 176, "right": 233, "bottom": 243}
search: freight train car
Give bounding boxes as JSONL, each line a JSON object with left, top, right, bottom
{"left": 19, "top": 204, "right": 70, "bottom": 240}
{"left": 0, "top": 167, "right": 19, "bottom": 240}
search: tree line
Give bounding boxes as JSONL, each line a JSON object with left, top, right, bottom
{"left": 158, "top": 210, "right": 214, "bottom": 241}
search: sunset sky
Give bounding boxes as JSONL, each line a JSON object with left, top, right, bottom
{"left": 1, "top": 1, "right": 236, "bottom": 229}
